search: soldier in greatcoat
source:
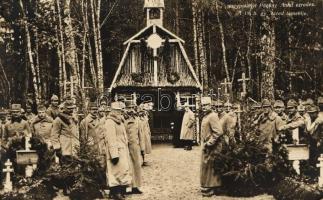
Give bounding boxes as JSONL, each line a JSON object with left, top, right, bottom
{"left": 139, "top": 105, "right": 152, "bottom": 166}
{"left": 200, "top": 98, "right": 223, "bottom": 197}
{"left": 31, "top": 104, "right": 53, "bottom": 148}
{"left": 124, "top": 101, "right": 145, "bottom": 194}
{"left": 46, "top": 94, "right": 60, "bottom": 119}
{"left": 102, "top": 101, "right": 132, "bottom": 200}
{"left": 3, "top": 104, "right": 31, "bottom": 149}
{"left": 50, "top": 98, "right": 79, "bottom": 163}
{"left": 180, "top": 103, "right": 195, "bottom": 150}
{"left": 255, "top": 99, "right": 285, "bottom": 151}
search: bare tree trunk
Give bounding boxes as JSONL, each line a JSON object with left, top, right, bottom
{"left": 191, "top": 0, "right": 200, "bottom": 81}
{"left": 96, "top": 0, "right": 104, "bottom": 92}
{"left": 260, "top": 15, "right": 276, "bottom": 100}
{"left": 215, "top": 1, "right": 230, "bottom": 83}
{"left": 19, "top": 0, "right": 40, "bottom": 101}
{"left": 197, "top": 9, "right": 208, "bottom": 92}
{"left": 56, "top": 0, "right": 67, "bottom": 98}
{"left": 64, "top": 0, "right": 80, "bottom": 97}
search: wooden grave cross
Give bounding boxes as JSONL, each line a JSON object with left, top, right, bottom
{"left": 317, "top": 154, "right": 323, "bottom": 187}
{"left": 220, "top": 78, "right": 231, "bottom": 96}
{"left": 238, "top": 72, "right": 250, "bottom": 96}
{"left": 3, "top": 159, "right": 13, "bottom": 192}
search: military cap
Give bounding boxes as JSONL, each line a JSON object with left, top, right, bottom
{"left": 88, "top": 102, "right": 98, "bottom": 109}
{"left": 0, "top": 108, "right": 7, "bottom": 115}
{"left": 224, "top": 101, "right": 233, "bottom": 108}
{"left": 261, "top": 99, "right": 271, "bottom": 107}
{"left": 251, "top": 103, "right": 261, "bottom": 109}
{"left": 273, "top": 100, "right": 285, "bottom": 108}
{"left": 111, "top": 101, "right": 123, "bottom": 110}
{"left": 318, "top": 96, "right": 323, "bottom": 105}
{"left": 11, "top": 104, "right": 22, "bottom": 111}
{"left": 64, "top": 98, "right": 76, "bottom": 109}
{"left": 125, "top": 100, "right": 137, "bottom": 108}
{"left": 286, "top": 99, "right": 298, "bottom": 108}
{"left": 307, "top": 106, "right": 319, "bottom": 113}
{"left": 303, "top": 98, "right": 314, "bottom": 106}
{"left": 51, "top": 94, "right": 59, "bottom": 101}
{"left": 37, "top": 104, "right": 47, "bottom": 111}
{"left": 212, "top": 100, "right": 223, "bottom": 107}
{"left": 297, "top": 104, "right": 305, "bottom": 112}
{"left": 201, "top": 97, "right": 212, "bottom": 105}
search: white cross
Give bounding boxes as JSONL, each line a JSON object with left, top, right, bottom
{"left": 220, "top": 78, "right": 231, "bottom": 95}
{"left": 317, "top": 154, "right": 323, "bottom": 187}
{"left": 3, "top": 159, "right": 13, "bottom": 192}
{"left": 238, "top": 72, "right": 250, "bottom": 95}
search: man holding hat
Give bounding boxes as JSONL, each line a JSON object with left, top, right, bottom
{"left": 124, "top": 100, "right": 145, "bottom": 194}
{"left": 279, "top": 99, "right": 306, "bottom": 144}
{"left": 31, "top": 104, "right": 53, "bottom": 148}
{"left": 47, "top": 94, "right": 60, "bottom": 119}
{"left": 50, "top": 97, "right": 79, "bottom": 162}
{"left": 101, "top": 101, "right": 132, "bottom": 200}
{"left": 3, "top": 104, "right": 31, "bottom": 148}
{"left": 200, "top": 97, "right": 223, "bottom": 197}
{"left": 180, "top": 103, "right": 195, "bottom": 151}
{"left": 255, "top": 99, "right": 284, "bottom": 151}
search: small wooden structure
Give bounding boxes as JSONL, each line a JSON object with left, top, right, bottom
{"left": 110, "top": 0, "right": 201, "bottom": 142}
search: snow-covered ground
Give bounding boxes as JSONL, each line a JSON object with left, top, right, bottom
{"left": 127, "top": 144, "right": 275, "bottom": 200}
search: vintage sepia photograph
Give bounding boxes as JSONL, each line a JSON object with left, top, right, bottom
{"left": 0, "top": 0, "right": 322, "bottom": 199}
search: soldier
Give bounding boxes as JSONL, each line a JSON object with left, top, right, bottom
{"left": 216, "top": 101, "right": 225, "bottom": 120}
{"left": 3, "top": 104, "right": 31, "bottom": 148}
{"left": 124, "top": 101, "right": 145, "bottom": 194}
{"left": 47, "top": 94, "right": 60, "bottom": 119}
{"left": 31, "top": 104, "right": 53, "bottom": 148}
{"left": 25, "top": 104, "right": 36, "bottom": 124}
{"left": 273, "top": 100, "right": 288, "bottom": 122}
{"left": 98, "top": 106, "right": 106, "bottom": 119}
{"left": 79, "top": 102, "right": 101, "bottom": 153}
{"left": 139, "top": 105, "right": 152, "bottom": 166}
{"left": 51, "top": 98, "right": 79, "bottom": 164}
{"left": 255, "top": 99, "right": 284, "bottom": 151}
{"left": 102, "top": 101, "right": 132, "bottom": 200}
{"left": 200, "top": 97, "right": 223, "bottom": 197}
{"left": 0, "top": 108, "right": 8, "bottom": 143}
{"left": 280, "top": 99, "right": 306, "bottom": 144}
{"left": 180, "top": 103, "right": 195, "bottom": 150}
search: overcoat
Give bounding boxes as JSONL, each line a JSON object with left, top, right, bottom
{"left": 125, "top": 115, "right": 144, "bottom": 187}
{"left": 102, "top": 113, "right": 132, "bottom": 187}
{"left": 79, "top": 114, "right": 101, "bottom": 152}
{"left": 220, "top": 111, "right": 237, "bottom": 139}
{"left": 46, "top": 105, "right": 60, "bottom": 120}
{"left": 180, "top": 109, "right": 195, "bottom": 140}
{"left": 31, "top": 115, "right": 53, "bottom": 145}
{"left": 50, "top": 112, "right": 79, "bottom": 156}
{"left": 139, "top": 114, "right": 152, "bottom": 154}
{"left": 200, "top": 111, "right": 223, "bottom": 188}
{"left": 3, "top": 118, "right": 31, "bottom": 147}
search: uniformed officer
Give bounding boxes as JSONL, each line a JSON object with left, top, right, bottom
{"left": 25, "top": 104, "right": 36, "bottom": 124}
{"left": 273, "top": 100, "right": 288, "bottom": 122}
{"left": 31, "top": 104, "right": 53, "bottom": 148}
{"left": 3, "top": 104, "right": 31, "bottom": 148}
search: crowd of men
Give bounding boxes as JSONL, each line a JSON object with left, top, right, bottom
{"left": 198, "top": 96, "right": 323, "bottom": 197}
{"left": 0, "top": 94, "right": 153, "bottom": 200}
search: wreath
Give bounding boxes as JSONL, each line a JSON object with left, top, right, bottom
{"left": 167, "top": 72, "right": 180, "bottom": 84}
{"left": 131, "top": 72, "right": 145, "bottom": 83}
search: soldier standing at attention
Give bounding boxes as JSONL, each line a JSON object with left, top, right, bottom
{"left": 124, "top": 101, "right": 145, "bottom": 194}
{"left": 3, "top": 104, "right": 31, "bottom": 149}
{"left": 180, "top": 103, "right": 195, "bottom": 151}
{"left": 200, "top": 98, "right": 223, "bottom": 197}
{"left": 31, "top": 104, "right": 53, "bottom": 148}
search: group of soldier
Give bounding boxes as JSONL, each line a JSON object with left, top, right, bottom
{"left": 197, "top": 96, "right": 323, "bottom": 197}
{"left": 0, "top": 94, "right": 153, "bottom": 200}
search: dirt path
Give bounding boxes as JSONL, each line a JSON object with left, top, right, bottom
{"left": 127, "top": 144, "right": 275, "bottom": 200}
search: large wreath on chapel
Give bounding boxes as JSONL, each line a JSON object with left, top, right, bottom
{"left": 167, "top": 71, "right": 180, "bottom": 84}
{"left": 131, "top": 72, "right": 145, "bottom": 83}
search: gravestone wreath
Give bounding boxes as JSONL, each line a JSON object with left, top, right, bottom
{"left": 167, "top": 71, "right": 180, "bottom": 84}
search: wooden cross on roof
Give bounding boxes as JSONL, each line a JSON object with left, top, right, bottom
{"left": 220, "top": 78, "right": 231, "bottom": 95}
{"left": 238, "top": 72, "right": 250, "bottom": 95}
